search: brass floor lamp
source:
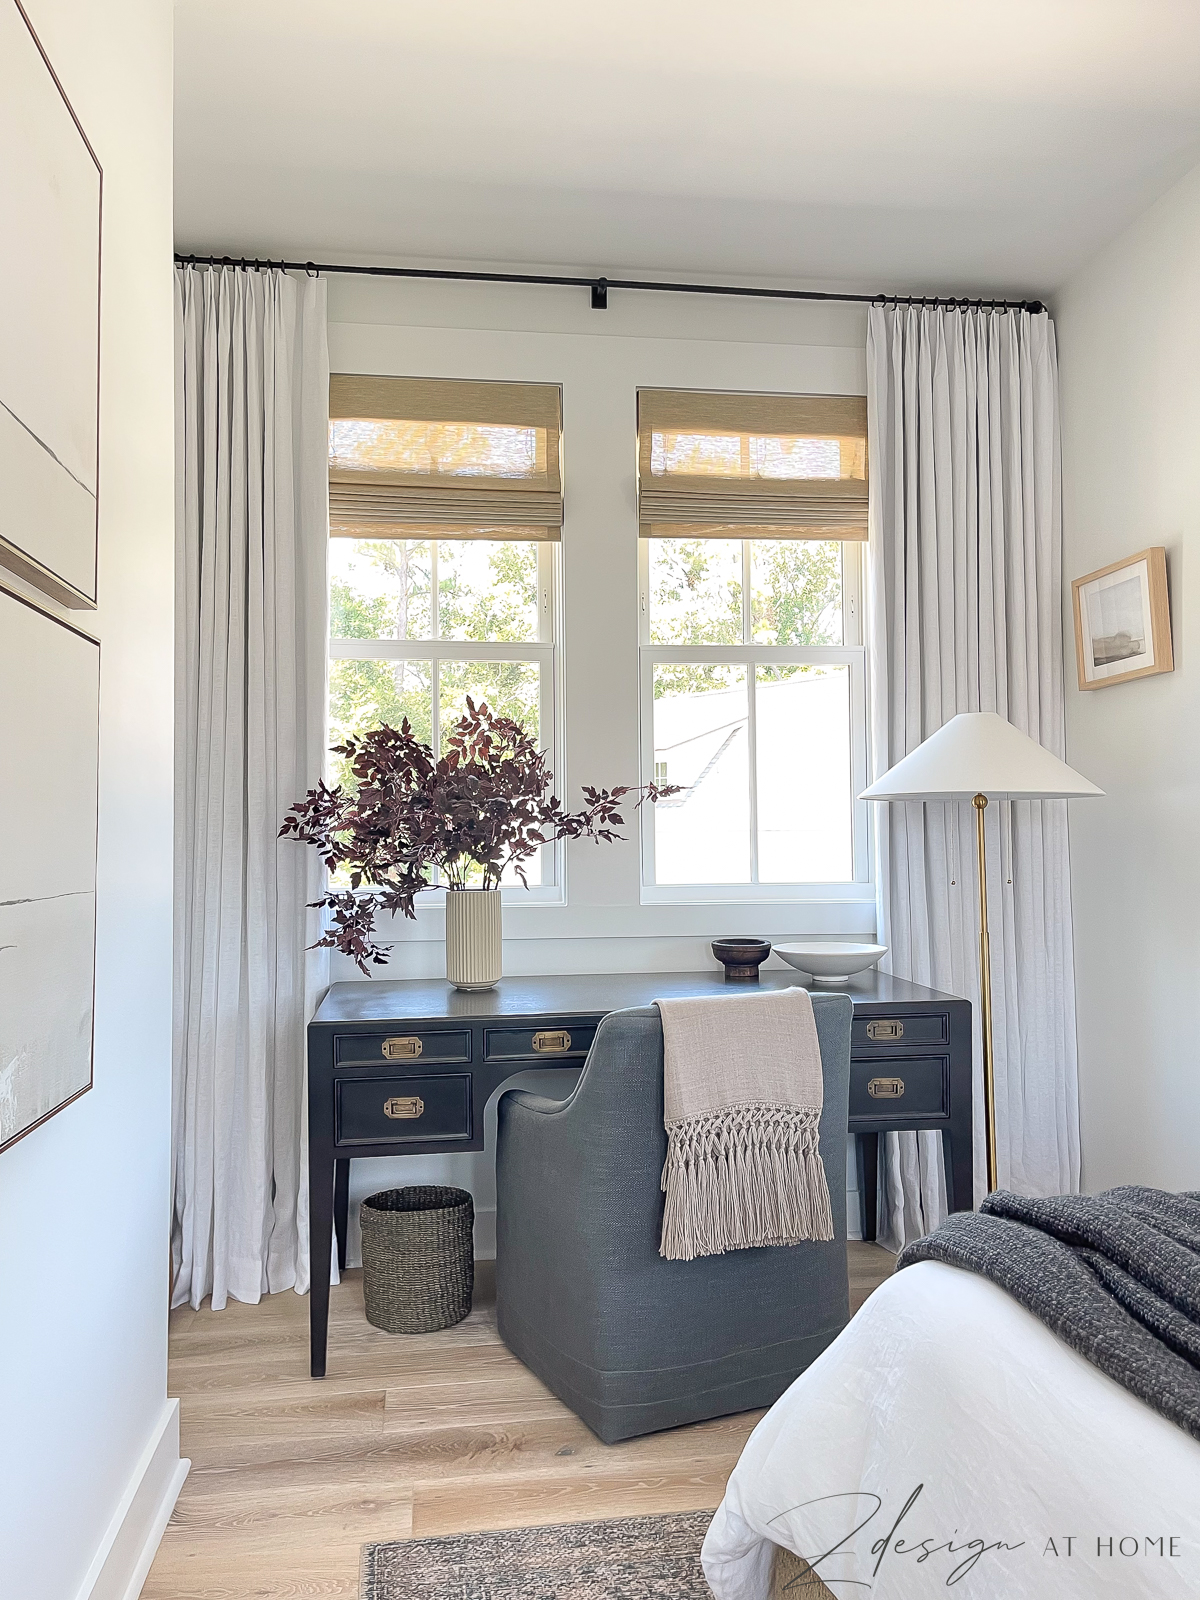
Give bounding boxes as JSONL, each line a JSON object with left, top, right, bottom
{"left": 862, "top": 712, "right": 1102, "bottom": 1194}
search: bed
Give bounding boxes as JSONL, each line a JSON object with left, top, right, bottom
{"left": 702, "top": 1260, "right": 1200, "bottom": 1598}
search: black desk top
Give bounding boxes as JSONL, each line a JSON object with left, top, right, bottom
{"left": 312, "top": 968, "right": 962, "bottom": 1026}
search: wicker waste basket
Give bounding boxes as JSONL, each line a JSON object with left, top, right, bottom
{"left": 360, "top": 1186, "right": 474, "bottom": 1334}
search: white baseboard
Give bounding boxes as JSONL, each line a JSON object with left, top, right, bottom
{"left": 74, "top": 1398, "right": 190, "bottom": 1600}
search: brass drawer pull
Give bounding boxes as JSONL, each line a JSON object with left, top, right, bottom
{"left": 382, "top": 1035, "right": 423, "bottom": 1060}
{"left": 866, "top": 1019, "right": 904, "bottom": 1042}
{"left": 868, "top": 1077, "right": 905, "bottom": 1099}
{"left": 532, "top": 1029, "right": 572, "bottom": 1054}
{"left": 383, "top": 1095, "right": 425, "bottom": 1119}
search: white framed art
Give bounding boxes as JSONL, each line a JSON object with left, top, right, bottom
{"left": 0, "top": 584, "right": 99, "bottom": 1152}
{"left": 0, "top": 0, "right": 102, "bottom": 610}
{"left": 1071, "top": 546, "right": 1173, "bottom": 692}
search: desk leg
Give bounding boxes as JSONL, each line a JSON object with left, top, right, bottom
{"left": 942, "top": 1127, "right": 974, "bottom": 1214}
{"left": 333, "top": 1159, "right": 350, "bottom": 1272}
{"left": 309, "top": 1135, "right": 334, "bottom": 1379}
{"left": 856, "top": 1132, "right": 879, "bottom": 1243}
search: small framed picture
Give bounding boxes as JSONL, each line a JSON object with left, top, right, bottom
{"left": 1071, "top": 547, "right": 1173, "bottom": 691}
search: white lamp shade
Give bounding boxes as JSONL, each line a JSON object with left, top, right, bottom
{"left": 860, "top": 712, "right": 1104, "bottom": 801}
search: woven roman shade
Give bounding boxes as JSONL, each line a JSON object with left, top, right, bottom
{"left": 637, "top": 389, "right": 868, "bottom": 540}
{"left": 329, "top": 374, "right": 563, "bottom": 540}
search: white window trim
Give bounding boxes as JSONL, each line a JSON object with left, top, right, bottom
{"left": 329, "top": 539, "right": 566, "bottom": 906}
{"left": 637, "top": 539, "right": 873, "bottom": 904}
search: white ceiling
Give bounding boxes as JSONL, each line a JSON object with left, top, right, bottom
{"left": 174, "top": 0, "right": 1200, "bottom": 297}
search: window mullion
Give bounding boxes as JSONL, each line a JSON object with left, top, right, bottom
{"left": 638, "top": 538, "right": 651, "bottom": 646}
{"left": 741, "top": 539, "right": 752, "bottom": 644}
{"left": 746, "top": 660, "right": 760, "bottom": 884}
{"left": 432, "top": 654, "right": 441, "bottom": 756}
{"left": 843, "top": 540, "right": 862, "bottom": 646}
{"left": 537, "top": 542, "right": 553, "bottom": 645}
{"left": 430, "top": 539, "right": 440, "bottom": 640}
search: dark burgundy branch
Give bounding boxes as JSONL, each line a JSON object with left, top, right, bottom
{"left": 281, "top": 700, "right": 679, "bottom": 973}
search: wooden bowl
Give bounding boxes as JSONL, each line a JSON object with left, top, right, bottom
{"left": 711, "top": 937, "right": 772, "bottom": 982}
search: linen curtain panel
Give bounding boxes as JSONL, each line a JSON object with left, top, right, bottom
{"left": 866, "top": 304, "right": 1078, "bottom": 1251}
{"left": 173, "top": 264, "right": 330, "bottom": 1310}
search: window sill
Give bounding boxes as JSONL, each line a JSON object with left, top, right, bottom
{"left": 640, "top": 881, "right": 876, "bottom": 906}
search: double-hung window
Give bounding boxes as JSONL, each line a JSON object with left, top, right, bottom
{"left": 327, "top": 374, "right": 561, "bottom": 888}
{"left": 637, "top": 388, "right": 869, "bottom": 895}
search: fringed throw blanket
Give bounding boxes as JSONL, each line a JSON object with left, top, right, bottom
{"left": 657, "top": 988, "right": 833, "bottom": 1262}
{"left": 899, "top": 1186, "right": 1200, "bottom": 1441}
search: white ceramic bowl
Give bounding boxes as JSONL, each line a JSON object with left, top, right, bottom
{"left": 773, "top": 941, "right": 888, "bottom": 983}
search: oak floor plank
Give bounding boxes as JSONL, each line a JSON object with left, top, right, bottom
{"left": 411, "top": 1462, "right": 739, "bottom": 1537}
{"left": 148, "top": 1243, "right": 895, "bottom": 1599}
{"left": 170, "top": 1339, "right": 525, "bottom": 1400}
{"left": 143, "top": 1534, "right": 370, "bottom": 1600}
{"left": 168, "top": 1474, "right": 413, "bottom": 1540}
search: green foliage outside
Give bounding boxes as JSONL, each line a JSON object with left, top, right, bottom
{"left": 649, "top": 538, "right": 843, "bottom": 698}
{"left": 750, "top": 539, "right": 842, "bottom": 648}
{"left": 328, "top": 539, "right": 539, "bottom": 791}
{"left": 438, "top": 540, "right": 537, "bottom": 644}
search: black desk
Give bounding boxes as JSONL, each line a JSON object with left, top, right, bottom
{"left": 307, "top": 969, "right": 972, "bottom": 1376}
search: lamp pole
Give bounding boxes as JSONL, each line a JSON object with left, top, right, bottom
{"left": 973, "top": 793, "right": 998, "bottom": 1194}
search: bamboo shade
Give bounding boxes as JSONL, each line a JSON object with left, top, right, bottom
{"left": 637, "top": 388, "right": 867, "bottom": 541}
{"left": 329, "top": 374, "right": 563, "bottom": 540}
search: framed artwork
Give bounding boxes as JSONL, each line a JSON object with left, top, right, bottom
{"left": 0, "top": 585, "right": 99, "bottom": 1153}
{"left": 1071, "top": 546, "right": 1173, "bottom": 692}
{"left": 0, "top": 0, "right": 102, "bottom": 610}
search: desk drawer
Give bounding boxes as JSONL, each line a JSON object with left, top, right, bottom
{"left": 335, "top": 1074, "right": 472, "bottom": 1145}
{"left": 484, "top": 1024, "right": 597, "bottom": 1063}
{"left": 849, "top": 1056, "right": 949, "bottom": 1121}
{"left": 334, "top": 1030, "right": 472, "bottom": 1068}
{"left": 852, "top": 1012, "right": 949, "bottom": 1052}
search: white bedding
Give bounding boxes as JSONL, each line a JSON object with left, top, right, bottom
{"left": 703, "top": 1261, "right": 1200, "bottom": 1598}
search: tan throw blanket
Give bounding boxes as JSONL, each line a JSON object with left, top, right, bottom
{"left": 657, "top": 988, "right": 833, "bottom": 1261}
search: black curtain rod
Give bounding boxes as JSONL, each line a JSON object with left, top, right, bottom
{"left": 174, "top": 252, "right": 1046, "bottom": 316}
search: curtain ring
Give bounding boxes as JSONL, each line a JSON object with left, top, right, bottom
{"left": 306, "top": 261, "right": 319, "bottom": 278}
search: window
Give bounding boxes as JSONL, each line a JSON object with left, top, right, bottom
{"left": 328, "top": 375, "right": 561, "bottom": 889}
{"left": 637, "top": 389, "right": 869, "bottom": 894}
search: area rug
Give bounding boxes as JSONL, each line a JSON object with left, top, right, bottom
{"left": 360, "top": 1512, "right": 836, "bottom": 1600}
{"left": 361, "top": 1511, "right": 715, "bottom": 1599}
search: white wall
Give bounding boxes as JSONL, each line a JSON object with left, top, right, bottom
{"left": 0, "top": 3, "right": 179, "bottom": 1597}
{"left": 1055, "top": 161, "right": 1200, "bottom": 1194}
{"left": 326, "top": 276, "right": 871, "bottom": 1253}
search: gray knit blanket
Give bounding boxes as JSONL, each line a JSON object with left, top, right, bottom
{"left": 898, "top": 1186, "right": 1200, "bottom": 1442}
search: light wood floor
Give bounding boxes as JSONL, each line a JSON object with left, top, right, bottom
{"left": 144, "top": 1244, "right": 894, "bottom": 1599}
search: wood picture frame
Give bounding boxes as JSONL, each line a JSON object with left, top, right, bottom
{"left": 1071, "top": 546, "right": 1173, "bottom": 691}
{"left": 0, "top": 0, "right": 103, "bottom": 610}
{"left": 0, "top": 584, "right": 99, "bottom": 1152}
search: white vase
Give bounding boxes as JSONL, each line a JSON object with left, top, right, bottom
{"left": 445, "top": 887, "right": 502, "bottom": 990}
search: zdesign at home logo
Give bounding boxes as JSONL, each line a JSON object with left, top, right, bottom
{"left": 769, "top": 1483, "right": 1186, "bottom": 1589}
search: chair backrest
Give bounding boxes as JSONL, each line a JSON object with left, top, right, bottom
{"left": 540, "top": 993, "right": 853, "bottom": 1248}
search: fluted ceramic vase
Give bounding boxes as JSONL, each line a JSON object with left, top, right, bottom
{"left": 445, "top": 886, "right": 502, "bottom": 990}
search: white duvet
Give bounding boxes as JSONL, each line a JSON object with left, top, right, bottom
{"left": 703, "top": 1261, "right": 1200, "bottom": 1598}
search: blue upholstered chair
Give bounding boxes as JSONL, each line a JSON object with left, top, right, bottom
{"left": 494, "top": 994, "right": 852, "bottom": 1443}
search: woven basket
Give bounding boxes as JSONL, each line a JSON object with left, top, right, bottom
{"left": 359, "top": 1186, "right": 474, "bottom": 1334}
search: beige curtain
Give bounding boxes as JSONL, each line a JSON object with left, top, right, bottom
{"left": 172, "top": 265, "right": 330, "bottom": 1309}
{"left": 866, "top": 304, "right": 1079, "bottom": 1249}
